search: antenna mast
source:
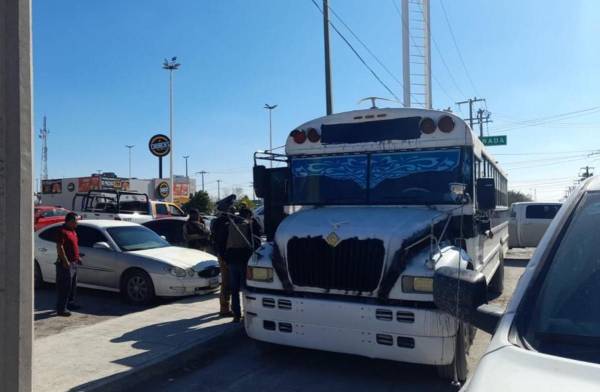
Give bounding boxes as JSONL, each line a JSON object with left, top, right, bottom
{"left": 39, "top": 115, "right": 49, "bottom": 180}
{"left": 401, "top": 0, "right": 432, "bottom": 108}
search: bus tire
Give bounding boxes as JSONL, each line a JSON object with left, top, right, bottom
{"left": 437, "top": 323, "right": 469, "bottom": 382}
{"left": 489, "top": 253, "right": 504, "bottom": 295}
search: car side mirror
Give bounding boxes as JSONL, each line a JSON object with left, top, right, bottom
{"left": 433, "top": 267, "right": 503, "bottom": 334}
{"left": 160, "top": 235, "right": 167, "bottom": 241}
{"left": 253, "top": 165, "right": 268, "bottom": 198}
{"left": 476, "top": 178, "right": 496, "bottom": 210}
{"left": 92, "top": 241, "right": 112, "bottom": 251}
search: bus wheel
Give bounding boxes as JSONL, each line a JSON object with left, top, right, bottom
{"left": 437, "top": 323, "right": 469, "bottom": 382}
{"left": 489, "top": 253, "right": 505, "bottom": 295}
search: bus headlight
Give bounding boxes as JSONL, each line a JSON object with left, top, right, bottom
{"left": 247, "top": 266, "right": 274, "bottom": 282}
{"left": 402, "top": 276, "right": 434, "bottom": 293}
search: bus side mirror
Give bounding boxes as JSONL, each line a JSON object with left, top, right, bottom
{"left": 253, "top": 165, "right": 268, "bottom": 198}
{"left": 476, "top": 178, "right": 496, "bottom": 210}
{"left": 433, "top": 267, "right": 502, "bottom": 334}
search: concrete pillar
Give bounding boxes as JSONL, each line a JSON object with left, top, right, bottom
{"left": 0, "top": 0, "right": 33, "bottom": 391}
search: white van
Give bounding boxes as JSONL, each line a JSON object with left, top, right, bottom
{"left": 508, "top": 202, "right": 561, "bottom": 248}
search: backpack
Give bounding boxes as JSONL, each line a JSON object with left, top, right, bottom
{"left": 226, "top": 219, "right": 252, "bottom": 250}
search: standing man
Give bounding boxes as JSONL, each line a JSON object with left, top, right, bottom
{"left": 55, "top": 212, "right": 82, "bottom": 317}
{"left": 225, "top": 206, "right": 262, "bottom": 322}
{"left": 211, "top": 203, "right": 234, "bottom": 317}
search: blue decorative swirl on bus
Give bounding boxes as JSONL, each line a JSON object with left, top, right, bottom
{"left": 292, "top": 155, "right": 368, "bottom": 189}
{"left": 370, "top": 150, "right": 460, "bottom": 188}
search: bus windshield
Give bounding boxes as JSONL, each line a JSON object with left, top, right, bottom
{"left": 290, "top": 148, "right": 471, "bottom": 205}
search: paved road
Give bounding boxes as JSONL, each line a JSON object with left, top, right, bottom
{"left": 140, "top": 249, "right": 533, "bottom": 392}
{"left": 34, "top": 285, "right": 182, "bottom": 339}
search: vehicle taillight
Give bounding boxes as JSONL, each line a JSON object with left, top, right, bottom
{"left": 419, "top": 117, "right": 436, "bottom": 134}
{"left": 438, "top": 115, "right": 455, "bottom": 133}
{"left": 307, "top": 128, "right": 320, "bottom": 142}
{"left": 290, "top": 129, "right": 307, "bottom": 144}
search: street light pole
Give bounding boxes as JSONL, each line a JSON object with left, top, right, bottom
{"left": 163, "top": 57, "right": 181, "bottom": 202}
{"left": 217, "top": 179, "right": 222, "bottom": 200}
{"left": 125, "top": 145, "right": 134, "bottom": 180}
{"left": 183, "top": 155, "right": 189, "bottom": 177}
{"left": 264, "top": 104, "right": 277, "bottom": 168}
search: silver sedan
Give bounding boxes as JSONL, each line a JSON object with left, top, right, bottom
{"left": 34, "top": 220, "right": 220, "bottom": 304}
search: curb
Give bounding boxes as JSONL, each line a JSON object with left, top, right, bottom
{"left": 73, "top": 324, "right": 244, "bottom": 392}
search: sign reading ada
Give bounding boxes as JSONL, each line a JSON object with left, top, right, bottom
{"left": 480, "top": 135, "right": 507, "bottom": 146}
{"left": 149, "top": 134, "right": 171, "bottom": 157}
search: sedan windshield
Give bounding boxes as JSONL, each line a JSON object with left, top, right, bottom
{"left": 107, "top": 226, "right": 169, "bottom": 251}
{"left": 290, "top": 148, "right": 470, "bottom": 205}
{"left": 522, "top": 191, "right": 600, "bottom": 364}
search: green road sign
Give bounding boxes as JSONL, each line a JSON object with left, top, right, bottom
{"left": 480, "top": 135, "right": 507, "bottom": 146}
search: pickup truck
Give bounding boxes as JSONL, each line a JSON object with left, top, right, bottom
{"left": 73, "top": 190, "right": 186, "bottom": 223}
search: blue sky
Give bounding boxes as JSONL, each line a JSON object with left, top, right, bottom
{"left": 33, "top": 0, "right": 600, "bottom": 201}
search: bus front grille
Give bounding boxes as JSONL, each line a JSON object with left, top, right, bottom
{"left": 286, "top": 236, "right": 385, "bottom": 292}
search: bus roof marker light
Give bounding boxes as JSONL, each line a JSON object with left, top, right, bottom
{"left": 307, "top": 128, "right": 321, "bottom": 143}
{"left": 419, "top": 117, "right": 436, "bottom": 134}
{"left": 438, "top": 115, "right": 455, "bottom": 133}
{"left": 290, "top": 129, "right": 307, "bottom": 144}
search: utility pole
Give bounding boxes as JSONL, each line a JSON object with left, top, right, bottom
{"left": 323, "top": 0, "right": 333, "bottom": 115}
{"left": 264, "top": 104, "right": 277, "bottom": 167}
{"left": 162, "top": 57, "right": 181, "bottom": 202}
{"left": 580, "top": 166, "right": 594, "bottom": 180}
{"left": 217, "top": 179, "right": 222, "bottom": 200}
{"left": 183, "top": 155, "right": 189, "bottom": 177}
{"left": 196, "top": 170, "right": 208, "bottom": 192}
{"left": 456, "top": 97, "right": 486, "bottom": 129}
{"left": 125, "top": 145, "right": 134, "bottom": 180}
{"left": 476, "top": 108, "right": 493, "bottom": 138}
{"left": 39, "top": 115, "right": 49, "bottom": 180}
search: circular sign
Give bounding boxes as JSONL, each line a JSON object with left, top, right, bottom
{"left": 157, "top": 181, "right": 170, "bottom": 199}
{"left": 67, "top": 183, "right": 75, "bottom": 192}
{"left": 149, "top": 134, "right": 171, "bottom": 157}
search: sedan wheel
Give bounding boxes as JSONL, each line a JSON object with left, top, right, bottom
{"left": 123, "top": 270, "right": 155, "bottom": 305}
{"left": 34, "top": 261, "right": 44, "bottom": 289}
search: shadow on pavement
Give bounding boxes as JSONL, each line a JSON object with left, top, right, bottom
{"left": 34, "top": 285, "right": 218, "bottom": 319}
{"left": 504, "top": 258, "right": 529, "bottom": 268}
{"left": 109, "top": 312, "right": 222, "bottom": 368}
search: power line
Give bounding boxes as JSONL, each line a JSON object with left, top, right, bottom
{"left": 327, "top": 4, "right": 404, "bottom": 90}
{"left": 491, "top": 106, "right": 600, "bottom": 133}
{"left": 495, "top": 149, "right": 598, "bottom": 156}
{"left": 310, "top": 0, "right": 401, "bottom": 102}
{"left": 438, "top": 0, "right": 479, "bottom": 95}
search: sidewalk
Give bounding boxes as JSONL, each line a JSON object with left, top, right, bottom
{"left": 34, "top": 295, "right": 241, "bottom": 392}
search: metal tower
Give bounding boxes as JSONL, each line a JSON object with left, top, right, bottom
{"left": 402, "top": 0, "right": 432, "bottom": 108}
{"left": 39, "top": 115, "right": 49, "bottom": 180}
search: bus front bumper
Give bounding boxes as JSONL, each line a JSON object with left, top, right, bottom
{"left": 243, "top": 291, "right": 458, "bottom": 366}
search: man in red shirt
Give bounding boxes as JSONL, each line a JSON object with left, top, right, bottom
{"left": 56, "top": 212, "right": 82, "bottom": 316}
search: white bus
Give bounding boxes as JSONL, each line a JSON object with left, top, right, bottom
{"left": 246, "top": 107, "right": 508, "bottom": 381}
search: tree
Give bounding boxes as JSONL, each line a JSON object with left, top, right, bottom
{"left": 183, "top": 191, "right": 214, "bottom": 214}
{"left": 235, "top": 195, "right": 256, "bottom": 210}
{"left": 508, "top": 190, "right": 532, "bottom": 206}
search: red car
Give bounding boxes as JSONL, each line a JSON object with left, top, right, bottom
{"left": 34, "top": 206, "right": 72, "bottom": 231}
